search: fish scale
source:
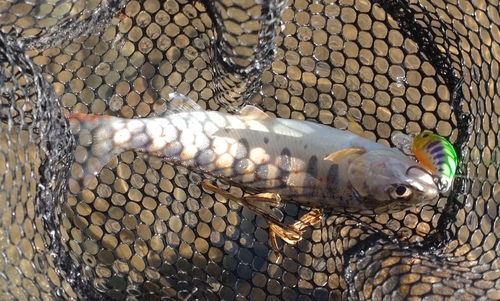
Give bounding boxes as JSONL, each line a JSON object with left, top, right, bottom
{"left": 67, "top": 93, "right": 438, "bottom": 214}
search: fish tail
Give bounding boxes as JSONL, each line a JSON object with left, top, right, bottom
{"left": 67, "top": 113, "right": 125, "bottom": 188}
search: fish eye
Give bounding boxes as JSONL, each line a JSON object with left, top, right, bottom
{"left": 390, "top": 185, "right": 412, "bottom": 199}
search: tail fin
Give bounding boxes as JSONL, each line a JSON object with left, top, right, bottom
{"left": 67, "top": 113, "right": 124, "bottom": 190}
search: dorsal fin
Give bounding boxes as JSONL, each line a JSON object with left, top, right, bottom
{"left": 346, "top": 114, "right": 371, "bottom": 139}
{"left": 153, "top": 92, "right": 204, "bottom": 116}
{"left": 239, "top": 105, "right": 272, "bottom": 121}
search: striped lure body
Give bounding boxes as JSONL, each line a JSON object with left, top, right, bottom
{"left": 411, "top": 132, "right": 458, "bottom": 192}
{"left": 67, "top": 93, "right": 439, "bottom": 214}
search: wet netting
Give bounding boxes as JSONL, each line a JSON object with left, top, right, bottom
{"left": 0, "top": 0, "right": 499, "bottom": 300}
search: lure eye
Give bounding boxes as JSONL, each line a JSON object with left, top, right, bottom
{"left": 390, "top": 185, "right": 413, "bottom": 199}
{"left": 436, "top": 178, "right": 451, "bottom": 193}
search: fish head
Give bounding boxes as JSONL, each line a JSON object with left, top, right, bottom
{"left": 347, "top": 149, "right": 439, "bottom": 213}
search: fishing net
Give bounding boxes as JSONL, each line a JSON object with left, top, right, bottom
{"left": 0, "top": 0, "right": 499, "bottom": 300}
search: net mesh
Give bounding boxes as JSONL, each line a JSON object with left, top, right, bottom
{"left": 0, "top": 0, "right": 499, "bottom": 300}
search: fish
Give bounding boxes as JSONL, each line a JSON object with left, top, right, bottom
{"left": 67, "top": 93, "right": 439, "bottom": 250}
{"left": 392, "top": 131, "right": 458, "bottom": 192}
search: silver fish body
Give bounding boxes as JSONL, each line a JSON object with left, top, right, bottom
{"left": 68, "top": 102, "right": 439, "bottom": 214}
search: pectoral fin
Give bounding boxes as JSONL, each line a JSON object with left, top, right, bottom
{"left": 324, "top": 148, "right": 365, "bottom": 164}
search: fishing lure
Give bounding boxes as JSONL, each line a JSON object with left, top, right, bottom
{"left": 68, "top": 93, "right": 439, "bottom": 250}
{"left": 392, "top": 131, "right": 458, "bottom": 192}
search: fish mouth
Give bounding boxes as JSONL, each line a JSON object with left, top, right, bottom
{"left": 406, "top": 165, "right": 439, "bottom": 202}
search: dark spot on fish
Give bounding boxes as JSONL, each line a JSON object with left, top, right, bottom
{"left": 306, "top": 155, "right": 318, "bottom": 177}
{"left": 135, "top": 133, "right": 152, "bottom": 149}
{"left": 326, "top": 164, "right": 339, "bottom": 196}
{"left": 279, "top": 148, "right": 292, "bottom": 170}
{"left": 195, "top": 149, "right": 214, "bottom": 167}
{"left": 255, "top": 165, "right": 268, "bottom": 180}
{"left": 235, "top": 138, "right": 249, "bottom": 159}
{"left": 304, "top": 144, "right": 308, "bottom": 149}
{"left": 281, "top": 148, "right": 291, "bottom": 156}
{"left": 264, "top": 137, "right": 269, "bottom": 144}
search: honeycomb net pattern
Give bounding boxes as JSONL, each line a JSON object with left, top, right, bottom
{"left": 0, "top": 0, "right": 499, "bottom": 300}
